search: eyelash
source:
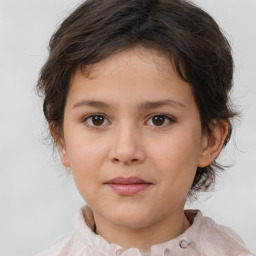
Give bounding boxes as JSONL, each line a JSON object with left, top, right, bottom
{"left": 82, "top": 114, "right": 110, "bottom": 128}
{"left": 146, "top": 114, "right": 175, "bottom": 128}
{"left": 82, "top": 113, "right": 175, "bottom": 128}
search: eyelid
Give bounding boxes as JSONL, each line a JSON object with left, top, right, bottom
{"left": 145, "top": 113, "right": 176, "bottom": 127}
{"left": 81, "top": 113, "right": 175, "bottom": 128}
{"left": 82, "top": 113, "right": 111, "bottom": 128}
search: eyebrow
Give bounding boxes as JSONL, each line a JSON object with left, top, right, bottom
{"left": 73, "top": 100, "right": 111, "bottom": 109}
{"left": 72, "top": 99, "right": 186, "bottom": 110}
{"left": 138, "top": 99, "right": 186, "bottom": 109}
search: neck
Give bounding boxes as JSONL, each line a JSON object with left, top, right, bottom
{"left": 93, "top": 207, "right": 191, "bottom": 252}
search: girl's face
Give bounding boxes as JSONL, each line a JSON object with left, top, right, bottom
{"left": 58, "top": 47, "right": 214, "bottom": 237}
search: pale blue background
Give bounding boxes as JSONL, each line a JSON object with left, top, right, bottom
{"left": 0, "top": 0, "right": 255, "bottom": 255}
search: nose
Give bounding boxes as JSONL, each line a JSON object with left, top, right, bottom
{"left": 109, "top": 124, "right": 146, "bottom": 165}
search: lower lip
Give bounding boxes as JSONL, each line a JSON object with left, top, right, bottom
{"left": 107, "top": 183, "right": 151, "bottom": 196}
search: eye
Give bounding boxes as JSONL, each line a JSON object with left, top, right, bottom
{"left": 146, "top": 114, "right": 174, "bottom": 127}
{"left": 83, "top": 114, "right": 110, "bottom": 127}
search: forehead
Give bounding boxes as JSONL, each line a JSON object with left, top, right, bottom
{"left": 80, "top": 46, "right": 174, "bottom": 80}
{"left": 67, "top": 46, "right": 195, "bottom": 110}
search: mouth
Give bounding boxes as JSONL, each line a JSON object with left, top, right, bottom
{"left": 104, "top": 176, "right": 152, "bottom": 196}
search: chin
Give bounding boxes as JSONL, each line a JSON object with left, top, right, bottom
{"left": 106, "top": 208, "right": 157, "bottom": 229}
{"left": 112, "top": 217, "right": 151, "bottom": 229}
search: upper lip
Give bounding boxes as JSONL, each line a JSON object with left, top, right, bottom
{"left": 104, "top": 176, "right": 151, "bottom": 185}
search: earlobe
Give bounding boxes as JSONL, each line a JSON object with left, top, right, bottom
{"left": 56, "top": 141, "right": 71, "bottom": 167}
{"left": 50, "top": 124, "right": 70, "bottom": 168}
{"left": 198, "top": 120, "right": 228, "bottom": 168}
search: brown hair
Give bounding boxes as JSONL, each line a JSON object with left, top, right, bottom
{"left": 37, "top": 0, "right": 237, "bottom": 196}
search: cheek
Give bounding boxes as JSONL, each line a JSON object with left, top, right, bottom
{"left": 65, "top": 127, "right": 108, "bottom": 167}
{"left": 66, "top": 138, "right": 108, "bottom": 194}
{"left": 150, "top": 133, "right": 201, "bottom": 191}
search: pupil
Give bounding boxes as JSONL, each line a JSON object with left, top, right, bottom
{"left": 92, "top": 116, "right": 104, "bottom": 126}
{"left": 153, "top": 116, "right": 165, "bottom": 126}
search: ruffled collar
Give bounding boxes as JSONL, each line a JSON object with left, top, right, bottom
{"left": 72, "top": 205, "right": 250, "bottom": 256}
{"left": 73, "top": 205, "right": 202, "bottom": 255}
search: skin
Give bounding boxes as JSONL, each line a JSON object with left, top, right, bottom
{"left": 55, "top": 46, "right": 227, "bottom": 252}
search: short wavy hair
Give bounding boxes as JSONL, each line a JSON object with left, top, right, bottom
{"left": 37, "top": 0, "right": 237, "bottom": 197}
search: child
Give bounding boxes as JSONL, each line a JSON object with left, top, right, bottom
{"left": 36, "top": 0, "right": 253, "bottom": 255}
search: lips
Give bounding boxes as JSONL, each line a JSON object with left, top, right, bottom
{"left": 104, "top": 176, "right": 152, "bottom": 196}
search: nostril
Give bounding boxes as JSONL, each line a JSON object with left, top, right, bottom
{"left": 113, "top": 158, "right": 120, "bottom": 163}
{"left": 112, "top": 157, "right": 140, "bottom": 164}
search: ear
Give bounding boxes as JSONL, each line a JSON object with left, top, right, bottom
{"left": 198, "top": 120, "right": 229, "bottom": 168}
{"left": 50, "top": 124, "right": 70, "bottom": 167}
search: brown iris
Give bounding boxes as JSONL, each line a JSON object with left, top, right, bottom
{"left": 152, "top": 115, "right": 166, "bottom": 126}
{"left": 92, "top": 115, "right": 105, "bottom": 126}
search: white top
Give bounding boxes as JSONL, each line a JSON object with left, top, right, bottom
{"left": 37, "top": 206, "right": 253, "bottom": 256}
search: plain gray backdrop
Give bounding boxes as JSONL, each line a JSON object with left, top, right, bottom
{"left": 0, "top": 0, "right": 255, "bottom": 255}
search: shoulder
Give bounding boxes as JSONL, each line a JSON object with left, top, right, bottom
{"left": 35, "top": 206, "right": 114, "bottom": 256}
{"left": 36, "top": 232, "right": 80, "bottom": 256}
{"left": 186, "top": 210, "right": 252, "bottom": 256}
{"left": 36, "top": 231, "right": 102, "bottom": 256}
{"left": 36, "top": 232, "right": 102, "bottom": 256}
